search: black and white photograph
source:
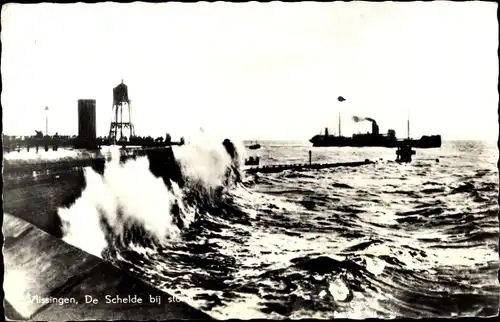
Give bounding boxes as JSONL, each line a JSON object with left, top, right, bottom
{"left": 2, "top": 1, "right": 499, "bottom": 320}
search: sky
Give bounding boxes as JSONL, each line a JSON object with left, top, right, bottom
{"left": 1, "top": 1, "right": 498, "bottom": 141}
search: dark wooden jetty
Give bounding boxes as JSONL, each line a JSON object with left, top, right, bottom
{"left": 245, "top": 159, "right": 373, "bottom": 174}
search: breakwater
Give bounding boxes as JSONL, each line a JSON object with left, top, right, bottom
{"left": 245, "top": 160, "right": 374, "bottom": 174}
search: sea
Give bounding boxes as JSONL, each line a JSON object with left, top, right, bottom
{"left": 5, "top": 139, "right": 500, "bottom": 319}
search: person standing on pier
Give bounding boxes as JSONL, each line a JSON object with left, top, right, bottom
{"left": 309, "top": 150, "right": 312, "bottom": 165}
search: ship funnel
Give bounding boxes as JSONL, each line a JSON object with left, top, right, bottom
{"left": 353, "top": 116, "right": 379, "bottom": 135}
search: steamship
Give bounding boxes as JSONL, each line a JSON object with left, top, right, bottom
{"left": 310, "top": 116, "right": 441, "bottom": 148}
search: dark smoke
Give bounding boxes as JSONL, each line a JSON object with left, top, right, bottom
{"left": 352, "top": 116, "right": 377, "bottom": 124}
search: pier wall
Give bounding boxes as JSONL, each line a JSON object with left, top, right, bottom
{"left": 2, "top": 214, "right": 211, "bottom": 320}
{"left": 3, "top": 163, "right": 86, "bottom": 238}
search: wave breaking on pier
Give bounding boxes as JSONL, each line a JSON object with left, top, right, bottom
{"left": 57, "top": 135, "right": 246, "bottom": 258}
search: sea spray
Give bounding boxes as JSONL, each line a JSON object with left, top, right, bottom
{"left": 173, "top": 131, "right": 246, "bottom": 189}
{"left": 58, "top": 137, "right": 245, "bottom": 258}
{"left": 58, "top": 167, "right": 111, "bottom": 257}
{"left": 174, "top": 136, "right": 233, "bottom": 188}
{"left": 58, "top": 154, "right": 182, "bottom": 257}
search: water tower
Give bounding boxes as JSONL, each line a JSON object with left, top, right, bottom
{"left": 108, "top": 80, "right": 135, "bottom": 142}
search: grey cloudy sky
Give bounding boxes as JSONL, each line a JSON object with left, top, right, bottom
{"left": 1, "top": 2, "right": 498, "bottom": 141}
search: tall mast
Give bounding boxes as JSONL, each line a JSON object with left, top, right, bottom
{"left": 338, "top": 112, "right": 341, "bottom": 137}
{"left": 407, "top": 110, "right": 410, "bottom": 139}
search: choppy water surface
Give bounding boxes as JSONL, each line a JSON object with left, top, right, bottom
{"left": 62, "top": 140, "right": 499, "bottom": 318}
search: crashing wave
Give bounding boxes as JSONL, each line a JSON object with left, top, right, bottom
{"left": 57, "top": 137, "right": 245, "bottom": 258}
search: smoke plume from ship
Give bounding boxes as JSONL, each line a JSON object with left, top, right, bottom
{"left": 352, "top": 116, "right": 379, "bottom": 135}
{"left": 352, "top": 116, "right": 376, "bottom": 124}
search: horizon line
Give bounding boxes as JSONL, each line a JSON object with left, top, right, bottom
{"left": 2, "top": 133, "right": 497, "bottom": 143}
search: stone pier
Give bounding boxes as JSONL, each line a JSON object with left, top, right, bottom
{"left": 2, "top": 214, "right": 211, "bottom": 321}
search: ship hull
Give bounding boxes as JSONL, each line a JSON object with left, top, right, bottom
{"left": 310, "top": 135, "right": 441, "bottom": 148}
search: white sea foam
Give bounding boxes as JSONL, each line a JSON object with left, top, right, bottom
{"left": 58, "top": 134, "right": 244, "bottom": 257}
